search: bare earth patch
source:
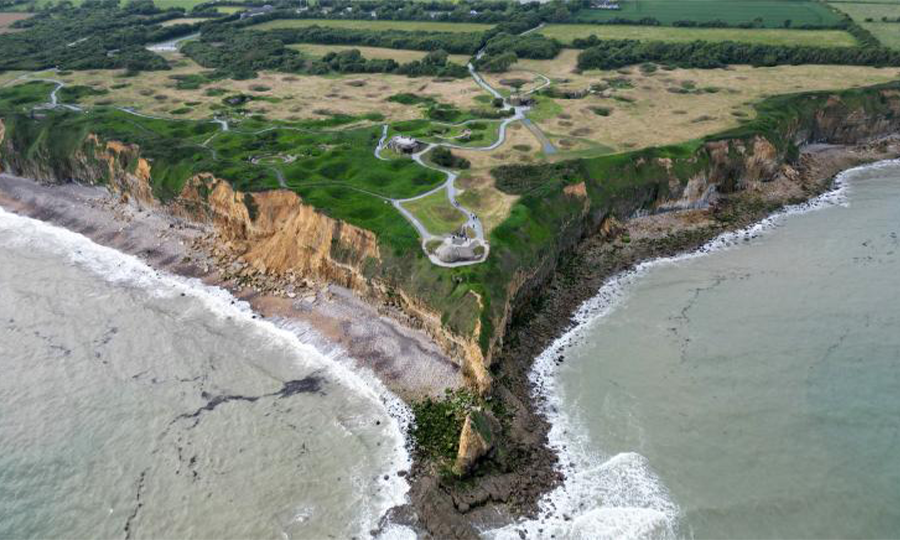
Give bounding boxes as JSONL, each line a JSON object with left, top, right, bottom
{"left": 513, "top": 52, "right": 899, "bottom": 156}
{"left": 38, "top": 54, "right": 484, "bottom": 123}
{"left": 0, "top": 12, "right": 31, "bottom": 34}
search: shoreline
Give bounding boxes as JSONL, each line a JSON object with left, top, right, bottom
{"left": 1, "top": 136, "right": 899, "bottom": 538}
{"left": 405, "top": 136, "right": 900, "bottom": 538}
{"left": 0, "top": 173, "right": 463, "bottom": 404}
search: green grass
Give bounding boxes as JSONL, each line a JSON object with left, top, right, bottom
{"left": 215, "top": 6, "right": 244, "bottom": 14}
{"left": 572, "top": 0, "right": 845, "bottom": 27}
{"left": 829, "top": 2, "right": 900, "bottom": 48}
{"left": 0, "top": 81, "right": 56, "bottom": 110}
{"left": 249, "top": 18, "right": 494, "bottom": 33}
{"left": 0, "top": 80, "right": 443, "bottom": 251}
{"left": 149, "top": 0, "right": 210, "bottom": 8}
{"left": 540, "top": 24, "right": 858, "bottom": 47}
{"left": 403, "top": 189, "right": 467, "bottom": 236}
{"left": 525, "top": 95, "right": 563, "bottom": 123}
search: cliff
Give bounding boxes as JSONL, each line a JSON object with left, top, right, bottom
{"left": 0, "top": 118, "right": 487, "bottom": 386}
{"left": 1, "top": 83, "right": 899, "bottom": 404}
{"left": 477, "top": 84, "right": 900, "bottom": 378}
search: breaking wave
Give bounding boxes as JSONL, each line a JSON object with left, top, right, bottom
{"left": 0, "top": 205, "right": 412, "bottom": 539}
{"left": 485, "top": 158, "right": 900, "bottom": 539}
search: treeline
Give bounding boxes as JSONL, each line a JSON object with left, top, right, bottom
{"left": 482, "top": 32, "right": 560, "bottom": 59}
{"left": 183, "top": 28, "right": 469, "bottom": 79}
{"left": 235, "top": 0, "right": 553, "bottom": 25}
{"left": 567, "top": 15, "right": 844, "bottom": 31}
{"left": 0, "top": 0, "right": 179, "bottom": 72}
{"left": 574, "top": 37, "right": 900, "bottom": 70}
{"left": 309, "top": 48, "right": 468, "bottom": 78}
{"left": 265, "top": 25, "right": 484, "bottom": 55}
{"left": 182, "top": 31, "right": 305, "bottom": 79}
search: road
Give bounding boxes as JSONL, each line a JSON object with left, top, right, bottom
{"left": 13, "top": 27, "right": 557, "bottom": 267}
{"left": 374, "top": 44, "right": 556, "bottom": 267}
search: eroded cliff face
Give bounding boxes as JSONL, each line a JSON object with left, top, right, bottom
{"left": 1, "top": 89, "right": 899, "bottom": 401}
{"left": 474, "top": 89, "right": 900, "bottom": 385}
{"left": 0, "top": 126, "right": 489, "bottom": 386}
{"left": 174, "top": 174, "right": 381, "bottom": 292}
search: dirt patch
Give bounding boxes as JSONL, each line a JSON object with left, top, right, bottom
{"left": 38, "top": 54, "right": 484, "bottom": 122}
{"left": 0, "top": 12, "right": 31, "bottom": 34}
{"left": 519, "top": 54, "right": 899, "bottom": 156}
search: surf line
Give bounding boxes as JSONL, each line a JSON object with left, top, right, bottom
{"left": 0, "top": 204, "right": 414, "bottom": 539}
{"left": 486, "top": 158, "right": 900, "bottom": 540}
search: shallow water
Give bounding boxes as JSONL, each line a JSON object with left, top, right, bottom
{"left": 490, "top": 160, "right": 900, "bottom": 539}
{"left": 0, "top": 208, "right": 410, "bottom": 539}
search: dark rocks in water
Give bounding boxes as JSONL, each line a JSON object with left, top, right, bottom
{"left": 175, "top": 376, "right": 325, "bottom": 426}
{"left": 275, "top": 376, "right": 323, "bottom": 398}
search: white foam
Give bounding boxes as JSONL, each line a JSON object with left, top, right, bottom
{"left": 485, "top": 158, "right": 900, "bottom": 540}
{"left": 0, "top": 206, "right": 412, "bottom": 540}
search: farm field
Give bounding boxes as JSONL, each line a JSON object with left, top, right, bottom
{"left": 250, "top": 18, "right": 493, "bottom": 33}
{"left": 572, "top": 0, "right": 845, "bottom": 27}
{"left": 539, "top": 24, "right": 858, "bottom": 47}
{"left": 160, "top": 17, "right": 209, "bottom": 27}
{"left": 0, "top": 12, "right": 30, "bottom": 33}
{"left": 45, "top": 54, "right": 485, "bottom": 123}
{"left": 289, "top": 44, "right": 471, "bottom": 65}
{"left": 829, "top": 2, "right": 900, "bottom": 48}
{"left": 149, "top": 0, "right": 210, "bottom": 8}
{"left": 510, "top": 52, "right": 899, "bottom": 156}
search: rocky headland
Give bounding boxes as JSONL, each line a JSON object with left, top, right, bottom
{"left": 2, "top": 83, "right": 900, "bottom": 538}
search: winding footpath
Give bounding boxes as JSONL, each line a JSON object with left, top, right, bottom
{"left": 374, "top": 50, "right": 556, "bottom": 266}
{"left": 10, "top": 29, "right": 556, "bottom": 268}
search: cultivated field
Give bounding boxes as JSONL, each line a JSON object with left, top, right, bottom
{"left": 289, "top": 44, "right": 471, "bottom": 65}
{"left": 250, "top": 18, "right": 493, "bottom": 33}
{"left": 573, "top": 0, "right": 845, "bottom": 27}
{"left": 149, "top": 0, "right": 210, "bottom": 8}
{"left": 512, "top": 52, "right": 899, "bottom": 156}
{"left": 44, "top": 54, "right": 486, "bottom": 123}
{"left": 159, "top": 17, "right": 210, "bottom": 27}
{"left": 830, "top": 2, "right": 900, "bottom": 49}
{"left": 539, "top": 24, "right": 858, "bottom": 47}
{"left": 0, "top": 12, "right": 30, "bottom": 34}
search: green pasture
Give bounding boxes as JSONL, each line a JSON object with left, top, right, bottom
{"left": 573, "top": 0, "right": 845, "bottom": 28}
{"left": 540, "top": 23, "right": 858, "bottom": 47}
{"left": 830, "top": 2, "right": 900, "bottom": 48}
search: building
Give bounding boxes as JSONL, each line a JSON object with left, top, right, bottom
{"left": 240, "top": 4, "right": 274, "bottom": 19}
{"left": 388, "top": 136, "right": 422, "bottom": 154}
{"left": 591, "top": 0, "right": 620, "bottom": 9}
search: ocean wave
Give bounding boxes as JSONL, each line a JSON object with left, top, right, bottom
{"left": 0, "top": 206, "right": 412, "bottom": 540}
{"left": 486, "top": 158, "right": 900, "bottom": 540}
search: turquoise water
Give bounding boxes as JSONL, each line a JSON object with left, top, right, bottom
{"left": 491, "top": 160, "right": 900, "bottom": 539}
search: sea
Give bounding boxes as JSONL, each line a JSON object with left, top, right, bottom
{"left": 0, "top": 207, "right": 415, "bottom": 539}
{"left": 489, "top": 159, "right": 900, "bottom": 539}
{"left": 3, "top": 160, "right": 899, "bottom": 540}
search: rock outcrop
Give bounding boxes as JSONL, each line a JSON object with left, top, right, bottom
{"left": 453, "top": 409, "right": 500, "bottom": 476}
{"left": 2, "top": 86, "right": 900, "bottom": 409}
